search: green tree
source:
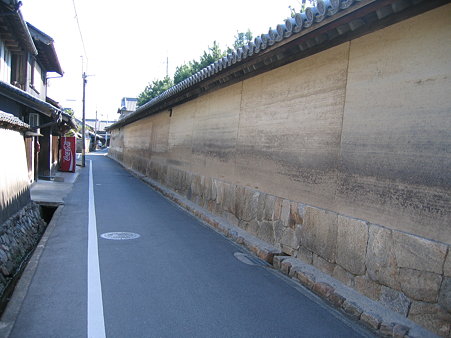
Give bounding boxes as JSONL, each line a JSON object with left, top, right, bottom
{"left": 227, "top": 30, "right": 253, "bottom": 53}
{"left": 289, "top": 0, "right": 316, "bottom": 15}
{"left": 174, "top": 62, "right": 195, "bottom": 85}
{"left": 137, "top": 76, "right": 173, "bottom": 106}
{"left": 173, "top": 41, "right": 226, "bottom": 85}
{"left": 138, "top": 32, "right": 254, "bottom": 105}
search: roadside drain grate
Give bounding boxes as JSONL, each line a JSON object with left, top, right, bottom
{"left": 234, "top": 252, "right": 266, "bottom": 266}
{"left": 100, "top": 232, "right": 140, "bottom": 240}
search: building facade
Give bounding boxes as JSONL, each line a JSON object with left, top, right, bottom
{"left": 0, "top": 0, "right": 75, "bottom": 304}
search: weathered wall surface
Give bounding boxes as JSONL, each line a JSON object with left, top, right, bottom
{"left": 0, "top": 128, "right": 31, "bottom": 224}
{"left": 0, "top": 128, "right": 47, "bottom": 304}
{"left": 338, "top": 6, "right": 451, "bottom": 243}
{"left": 110, "top": 6, "right": 451, "bottom": 335}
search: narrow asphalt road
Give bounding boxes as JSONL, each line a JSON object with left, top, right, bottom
{"left": 8, "top": 150, "right": 373, "bottom": 337}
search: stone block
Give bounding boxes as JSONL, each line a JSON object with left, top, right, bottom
{"left": 280, "top": 259, "right": 292, "bottom": 275}
{"left": 1, "top": 261, "right": 14, "bottom": 276}
{"left": 360, "top": 312, "right": 382, "bottom": 330}
{"left": 280, "top": 244, "right": 296, "bottom": 257}
{"left": 246, "top": 220, "right": 259, "bottom": 236}
{"left": 354, "top": 275, "right": 381, "bottom": 300}
{"left": 379, "top": 286, "right": 411, "bottom": 317}
{"left": 263, "top": 194, "right": 276, "bottom": 221}
{"left": 280, "top": 226, "right": 301, "bottom": 253}
{"left": 336, "top": 215, "right": 368, "bottom": 276}
{"left": 366, "top": 225, "right": 400, "bottom": 290}
{"left": 256, "top": 247, "right": 279, "bottom": 264}
{"left": 272, "top": 220, "right": 284, "bottom": 244}
{"left": 272, "top": 255, "right": 285, "bottom": 270}
{"left": 300, "top": 207, "right": 338, "bottom": 263}
{"left": 296, "top": 246, "right": 313, "bottom": 265}
{"left": 342, "top": 300, "right": 363, "bottom": 319}
{"left": 215, "top": 181, "right": 224, "bottom": 205}
{"left": 333, "top": 265, "right": 355, "bottom": 288}
{"left": 191, "top": 175, "right": 202, "bottom": 198}
{"left": 222, "top": 183, "right": 236, "bottom": 214}
{"left": 247, "top": 191, "right": 259, "bottom": 222}
{"left": 280, "top": 198, "right": 291, "bottom": 225}
{"left": 393, "top": 231, "right": 447, "bottom": 275}
{"left": 399, "top": 268, "right": 442, "bottom": 302}
{"left": 207, "top": 200, "right": 216, "bottom": 212}
{"left": 293, "top": 269, "right": 316, "bottom": 290}
{"left": 393, "top": 324, "right": 409, "bottom": 338}
{"left": 328, "top": 291, "right": 346, "bottom": 308}
{"left": 444, "top": 251, "right": 451, "bottom": 277}
{"left": 408, "top": 301, "right": 451, "bottom": 337}
{"left": 379, "top": 322, "right": 395, "bottom": 337}
{"left": 256, "top": 193, "right": 266, "bottom": 221}
{"left": 439, "top": 277, "right": 451, "bottom": 313}
{"left": 211, "top": 179, "right": 218, "bottom": 201}
{"left": 203, "top": 177, "right": 212, "bottom": 202}
{"left": 223, "top": 212, "right": 239, "bottom": 226}
{"left": 234, "top": 186, "right": 246, "bottom": 219}
{"left": 257, "top": 221, "right": 275, "bottom": 244}
{"left": 313, "top": 254, "right": 335, "bottom": 275}
{"left": 288, "top": 202, "right": 304, "bottom": 228}
{"left": 312, "top": 282, "right": 334, "bottom": 299}
{"left": 273, "top": 197, "right": 283, "bottom": 221}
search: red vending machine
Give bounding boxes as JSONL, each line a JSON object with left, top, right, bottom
{"left": 60, "top": 136, "right": 76, "bottom": 172}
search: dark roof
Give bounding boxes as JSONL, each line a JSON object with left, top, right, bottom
{"left": 61, "top": 111, "right": 77, "bottom": 130}
{"left": 0, "top": 0, "right": 37, "bottom": 54}
{"left": 27, "top": 23, "right": 63, "bottom": 75}
{"left": 0, "top": 80, "right": 76, "bottom": 131}
{"left": 0, "top": 80, "right": 59, "bottom": 117}
{"left": 108, "top": 0, "right": 447, "bottom": 130}
{"left": 120, "top": 97, "right": 138, "bottom": 112}
{"left": 0, "top": 110, "right": 29, "bottom": 130}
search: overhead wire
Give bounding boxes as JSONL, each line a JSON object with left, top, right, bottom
{"left": 72, "top": 0, "right": 88, "bottom": 72}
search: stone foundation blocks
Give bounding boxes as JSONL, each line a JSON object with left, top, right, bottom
{"left": 114, "top": 161, "right": 449, "bottom": 337}
{"left": 360, "top": 312, "right": 382, "bottom": 330}
{"left": 342, "top": 300, "right": 363, "bottom": 319}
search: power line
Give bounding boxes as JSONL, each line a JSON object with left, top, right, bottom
{"left": 72, "top": 0, "right": 88, "bottom": 68}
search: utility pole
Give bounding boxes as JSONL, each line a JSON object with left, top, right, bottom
{"left": 95, "top": 110, "right": 98, "bottom": 150}
{"left": 82, "top": 72, "right": 87, "bottom": 167}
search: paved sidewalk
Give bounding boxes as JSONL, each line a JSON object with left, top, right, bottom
{"left": 30, "top": 167, "right": 80, "bottom": 206}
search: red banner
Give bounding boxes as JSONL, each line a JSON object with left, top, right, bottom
{"left": 60, "top": 136, "right": 76, "bottom": 172}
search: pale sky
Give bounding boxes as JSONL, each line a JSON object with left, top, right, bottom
{"left": 21, "top": 0, "right": 303, "bottom": 121}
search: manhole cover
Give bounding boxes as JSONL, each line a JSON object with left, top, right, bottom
{"left": 100, "top": 232, "right": 140, "bottom": 240}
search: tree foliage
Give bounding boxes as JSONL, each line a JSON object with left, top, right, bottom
{"left": 227, "top": 30, "right": 253, "bottom": 54}
{"left": 137, "top": 76, "right": 173, "bottom": 107}
{"left": 174, "top": 41, "right": 225, "bottom": 85}
{"left": 137, "top": 32, "right": 253, "bottom": 107}
{"left": 289, "top": 0, "right": 316, "bottom": 15}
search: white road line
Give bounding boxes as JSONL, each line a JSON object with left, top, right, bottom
{"left": 88, "top": 160, "right": 106, "bottom": 338}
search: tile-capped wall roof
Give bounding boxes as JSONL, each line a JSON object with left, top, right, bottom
{"left": 109, "top": 0, "right": 438, "bottom": 130}
{"left": 0, "top": 111, "right": 29, "bottom": 130}
{"left": 133, "top": 0, "right": 350, "bottom": 115}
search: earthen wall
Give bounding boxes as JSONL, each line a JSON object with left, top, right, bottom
{"left": 109, "top": 6, "right": 451, "bottom": 335}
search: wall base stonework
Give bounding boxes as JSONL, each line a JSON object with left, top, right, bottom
{"left": 109, "top": 152, "right": 450, "bottom": 337}
{"left": 0, "top": 202, "right": 47, "bottom": 303}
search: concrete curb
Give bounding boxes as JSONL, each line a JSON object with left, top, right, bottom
{"left": 0, "top": 205, "right": 64, "bottom": 338}
{"left": 111, "top": 158, "right": 438, "bottom": 338}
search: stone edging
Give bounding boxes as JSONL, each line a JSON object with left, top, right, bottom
{"left": 112, "top": 158, "right": 437, "bottom": 338}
